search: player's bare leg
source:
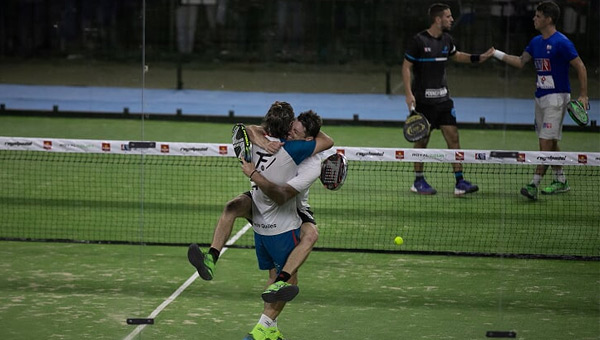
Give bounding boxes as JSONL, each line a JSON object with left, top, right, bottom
{"left": 280, "top": 222, "right": 318, "bottom": 276}
{"left": 211, "top": 194, "right": 252, "bottom": 252}
{"left": 411, "top": 135, "right": 437, "bottom": 194}
{"left": 538, "top": 138, "right": 569, "bottom": 195}
{"left": 245, "top": 269, "right": 297, "bottom": 340}
{"left": 188, "top": 194, "right": 251, "bottom": 280}
{"left": 440, "top": 124, "right": 478, "bottom": 195}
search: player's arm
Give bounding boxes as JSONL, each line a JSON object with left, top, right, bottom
{"left": 451, "top": 47, "right": 495, "bottom": 64}
{"left": 402, "top": 59, "right": 415, "bottom": 110}
{"left": 246, "top": 124, "right": 284, "bottom": 154}
{"left": 312, "top": 130, "right": 334, "bottom": 155}
{"left": 493, "top": 49, "right": 531, "bottom": 69}
{"left": 570, "top": 56, "right": 589, "bottom": 109}
{"left": 240, "top": 159, "right": 299, "bottom": 205}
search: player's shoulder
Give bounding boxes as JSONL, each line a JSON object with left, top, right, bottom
{"left": 282, "top": 139, "right": 316, "bottom": 163}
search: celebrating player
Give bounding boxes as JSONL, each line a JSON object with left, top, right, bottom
{"left": 187, "top": 103, "right": 332, "bottom": 340}
{"left": 402, "top": 2, "right": 494, "bottom": 196}
{"left": 492, "top": 1, "right": 589, "bottom": 200}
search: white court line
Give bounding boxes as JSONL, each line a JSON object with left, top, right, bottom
{"left": 123, "top": 223, "right": 253, "bottom": 340}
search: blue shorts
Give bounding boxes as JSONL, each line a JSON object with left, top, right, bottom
{"left": 254, "top": 228, "right": 301, "bottom": 274}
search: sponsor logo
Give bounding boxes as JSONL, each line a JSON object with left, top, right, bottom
{"left": 121, "top": 144, "right": 130, "bottom": 151}
{"left": 180, "top": 147, "right": 208, "bottom": 153}
{"left": 517, "top": 153, "right": 526, "bottom": 162}
{"left": 578, "top": 154, "right": 587, "bottom": 164}
{"left": 43, "top": 141, "right": 52, "bottom": 150}
{"left": 59, "top": 143, "right": 94, "bottom": 149}
{"left": 411, "top": 152, "right": 445, "bottom": 161}
{"left": 4, "top": 141, "right": 33, "bottom": 147}
{"left": 543, "top": 122, "right": 552, "bottom": 129}
{"left": 536, "top": 155, "right": 566, "bottom": 162}
{"left": 254, "top": 223, "right": 277, "bottom": 229}
{"left": 161, "top": 144, "right": 170, "bottom": 153}
{"left": 424, "top": 47, "right": 431, "bottom": 52}
{"left": 102, "top": 143, "right": 111, "bottom": 152}
{"left": 356, "top": 151, "right": 384, "bottom": 157}
{"left": 475, "top": 152, "right": 487, "bottom": 160}
{"left": 455, "top": 151, "right": 464, "bottom": 161}
{"left": 425, "top": 87, "right": 448, "bottom": 98}
{"left": 219, "top": 145, "right": 228, "bottom": 155}
{"left": 395, "top": 150, "right": 404, "bottom": 160}
{"left": 534, "top": 58, "right": 551, "bottom": 71}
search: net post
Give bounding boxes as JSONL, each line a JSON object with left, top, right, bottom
{"left": 385, "top": 69, "right": 391, "bottom": 94}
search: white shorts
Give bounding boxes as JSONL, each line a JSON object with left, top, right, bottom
{"left": 534, "top": 93, "right": 570, "bottom": 140}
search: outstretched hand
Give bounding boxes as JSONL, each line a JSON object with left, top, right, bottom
{"left": 479, "top": 47, "right": 495, "bottom": 63}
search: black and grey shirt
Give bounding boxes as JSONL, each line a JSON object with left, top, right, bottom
{"left": 404, "top": 30, "right": 457, "bottom": 105}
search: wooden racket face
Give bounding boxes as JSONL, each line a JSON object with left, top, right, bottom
{"left": 320, "top": 153, "right": 348, "bottom": 190}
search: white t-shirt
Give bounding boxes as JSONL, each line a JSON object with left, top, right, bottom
{"left": 289, "top": 154, "right": 321, "bottom": 211}
{"left": 251, "top": 136, "right": 316, "bottom": 236}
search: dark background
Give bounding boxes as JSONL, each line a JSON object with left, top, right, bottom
{"left": 1, "top": 0, "right": 597, "bottom": 67}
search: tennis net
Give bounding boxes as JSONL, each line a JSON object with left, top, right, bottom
{"left": 1, "top": 137, "right": 598, "bottom": 259}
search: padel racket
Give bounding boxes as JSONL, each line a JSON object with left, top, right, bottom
{"left": 320, "top": 153, "right": 348, "bottom": 191}
{"left": 566, "top": 100, "right": 589, "bottom": 126}
{"left": 232, "top": 123, "right": 252, "bottom": 162}
{"left": 403, "top": 106, "right": 430, "bottom": 142}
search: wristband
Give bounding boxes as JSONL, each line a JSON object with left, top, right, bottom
{"left": 470, "top": 54, "right": 480, "bottom": 63}
{"left": 493, "top": 50, "right": 506, "bottom": 61}
{"left": 249, "top": 169, "right": 258, "bottom": 180}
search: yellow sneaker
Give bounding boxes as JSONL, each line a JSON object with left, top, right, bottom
{"left": 243, "top": 324, "right": 278, "bottom": 340}
{"left": 541, "top": 180, "right": 570, "bottom": 195}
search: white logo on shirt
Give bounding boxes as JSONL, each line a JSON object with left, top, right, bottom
{"left": 537, "top": 75, "right": 555, "bottom": 89}
{"left": 425, "top": 87, "right": 448, "bottom": 98}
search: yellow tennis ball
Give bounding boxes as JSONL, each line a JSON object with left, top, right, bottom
{"left": 394, "top": 236, "right": 404, "bottom": 245}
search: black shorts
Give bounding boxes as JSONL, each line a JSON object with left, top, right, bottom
{"left": 416, "top": 99, "right": 456, "bottom": 129}
{"left": 298, "top": 208, "right": 316, "bottom": 225}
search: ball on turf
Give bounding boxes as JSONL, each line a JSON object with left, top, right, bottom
{"left": 394, "top": 236, "right": 404, "bottom": 245}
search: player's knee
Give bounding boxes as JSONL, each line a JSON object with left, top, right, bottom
{"left": 223, "top": 196, "right": 250, "bottom": 217}
{"left": 301, "top": 223, "right": 319, "bottom": 245}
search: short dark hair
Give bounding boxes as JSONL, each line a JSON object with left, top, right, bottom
{"left": 262, "top": 101, "right": 295, "bottom": 139}
{"left": 536, "top": 1, "right": 560, "bottom": 25}
{"left": 428, "top": 3, "right": 450, "bottom": 23}
{"left": 297, "top": 110, "right": 322, "bottom": 138}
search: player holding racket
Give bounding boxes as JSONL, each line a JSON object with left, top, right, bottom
{"left": 241, "top": 110, "right": 331, "bottom": 340}
{"left": 402, "top": 3, "right": 494, "bottom": 196}
{"left": 188, "top": 104, "right": 332, "bottom": 340}
{"left": 492, "top": 1, "right": 589, "bottom": 200}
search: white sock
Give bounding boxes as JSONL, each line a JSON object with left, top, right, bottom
{"left": 531, "top": 174, "right": 542, "bottom": 187}
{"left": 258, "top": 314, "right": 276, "bottom": 328}
{"left": 554, "top": 169, "right": 566, "bottom": 183}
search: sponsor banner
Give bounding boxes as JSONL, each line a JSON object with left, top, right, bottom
{"left": 0, "top": 137, "right": 233, "bottom": 157}
{"left": 1, "top": 137, "right": 599, "bottom": 166}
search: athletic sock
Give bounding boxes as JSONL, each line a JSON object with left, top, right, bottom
{"left": 275, "top": 271, "right": 291, "bottom": 283}
{"left": 531, "top": 174, "right": 542, "bottom": 187}
{"left": 554, "top": 169, "right": 566, "bottom": 183}
{"left": 208, "top": 247, "right": 220, "bottom": 263}
{"left": 454, "top": 171, "right": 464, "bottom": 184}
{"left": 258, "top": 314, "right": 276, "bottom": 328}
{"left": 415, "top": 172, "right": 424, "bottom": 181}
